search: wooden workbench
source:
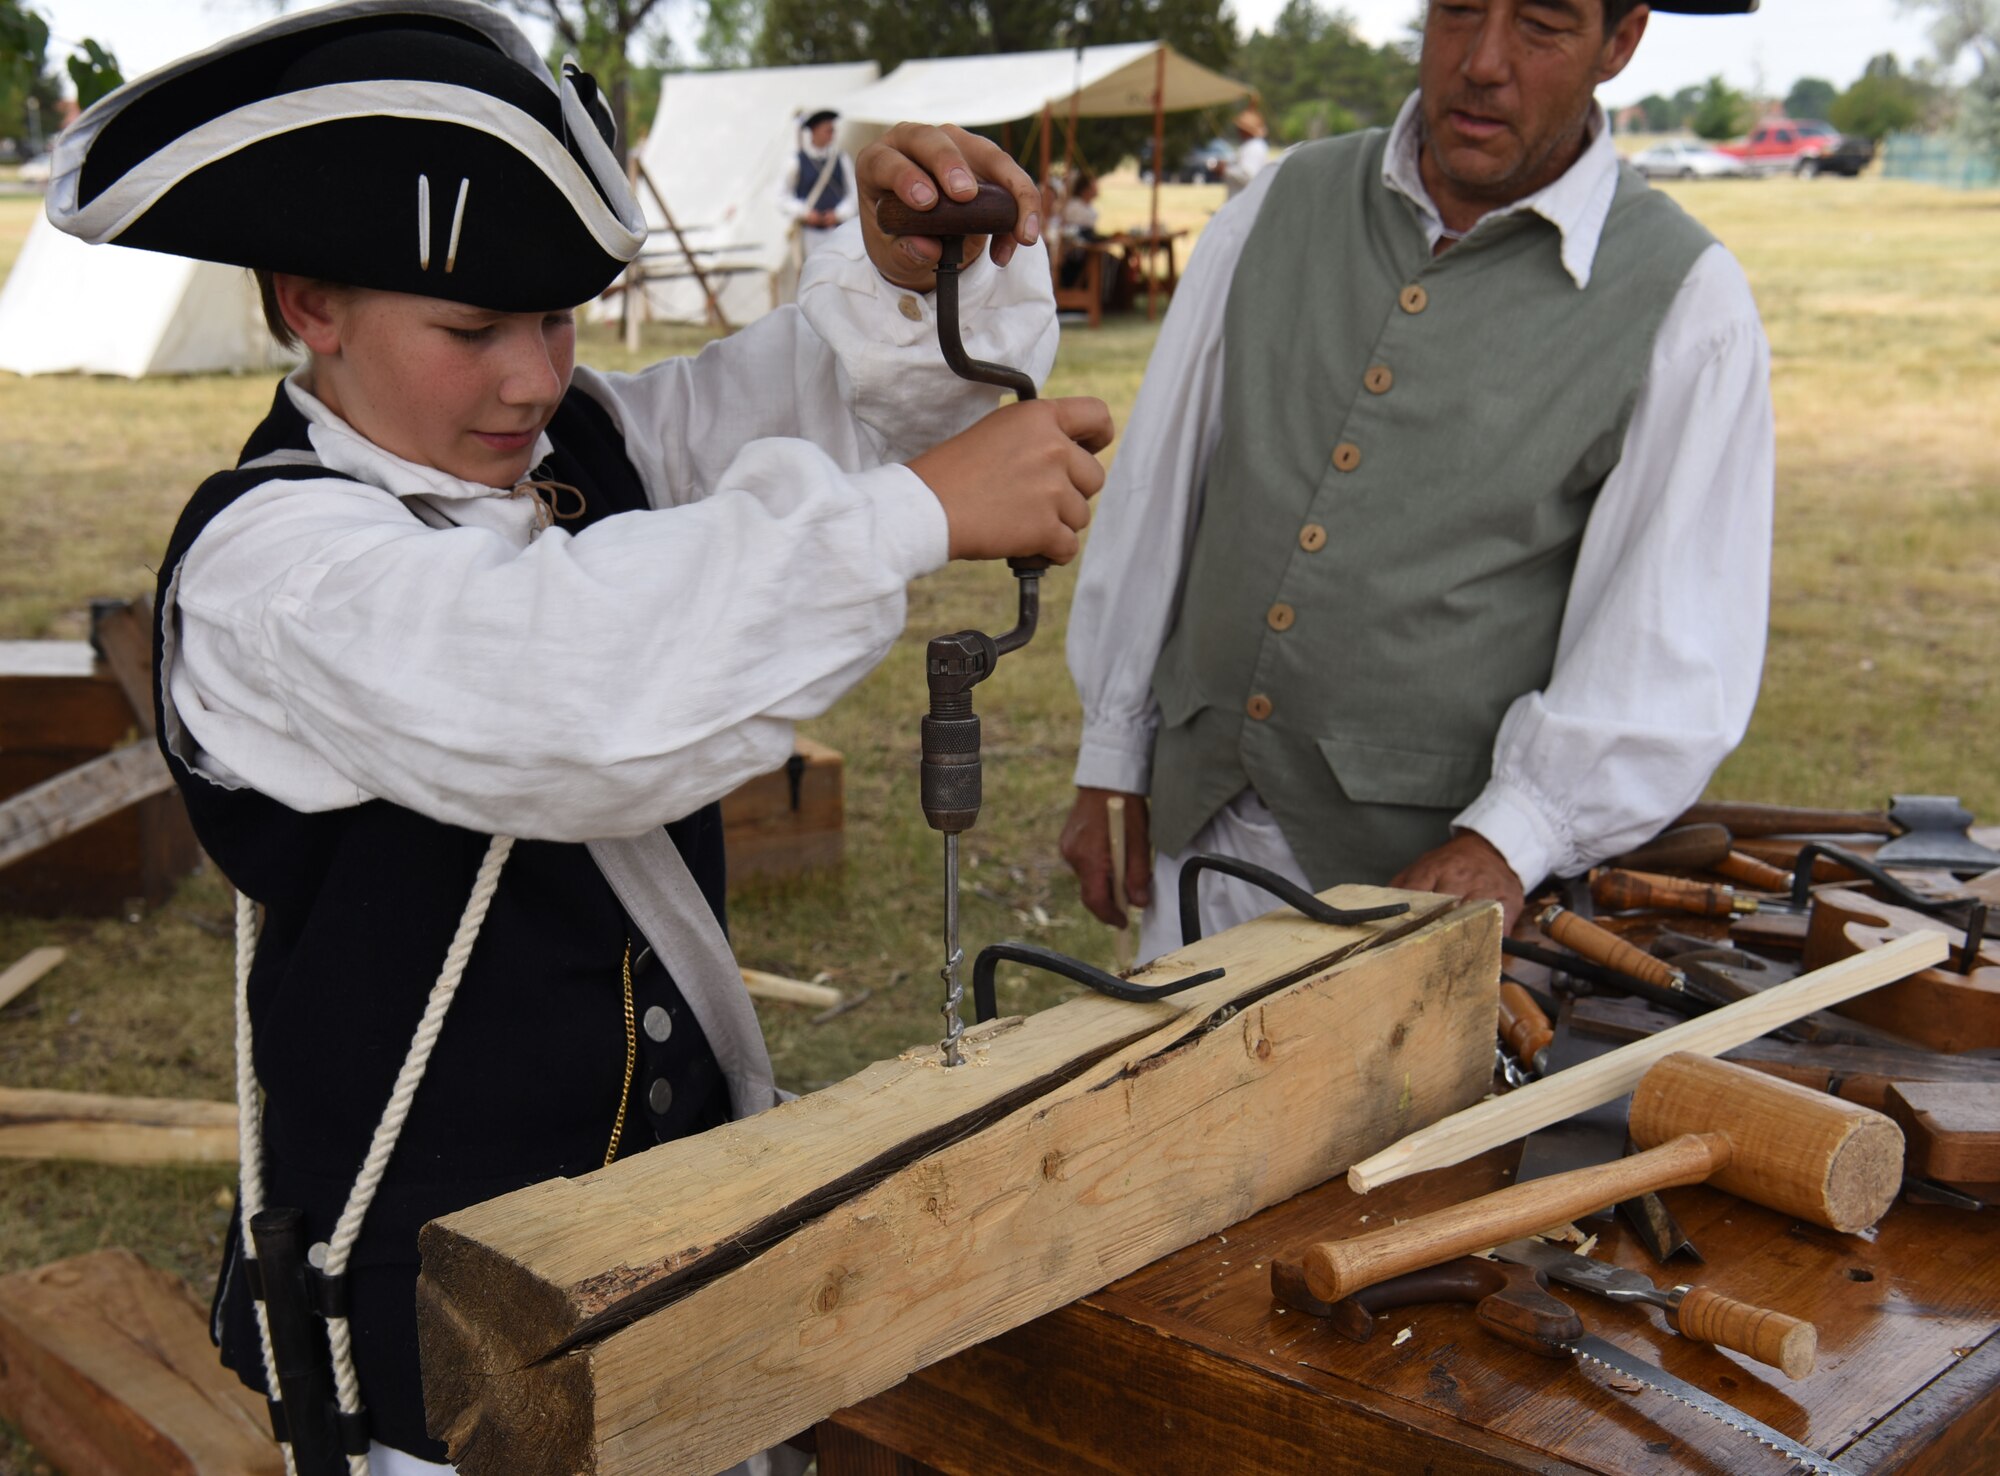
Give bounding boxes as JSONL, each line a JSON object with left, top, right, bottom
{"left": 818, "top": 1148, "right": 2000, "bottom": 1474}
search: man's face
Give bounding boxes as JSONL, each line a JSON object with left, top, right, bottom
{"left": 1419, "top": 0, "right": 1647, "bottom": 210}
{"left": 810, "top": 120, "right": 837, "bottom": 149}
{"left": 309, "top": 288, "right": 577, "bottom": 487}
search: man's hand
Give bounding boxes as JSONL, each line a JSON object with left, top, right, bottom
{"left": 910, "top": 397, "right": 1112, "bottom": 564}
{"left": 1060, "top": 788, "right": 1154, "bottom": 928}
{"left": 856, "top": 123, "right": 1043, "bottom": 292}
{"left": 1390, "top": 831, "right": 1526, "bottom": 933}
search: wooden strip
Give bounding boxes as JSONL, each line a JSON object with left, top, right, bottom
{"left": 0, "top": 1249, "right": 281, "bottom": 1476}
{"left": 0, "top": 946, "right": 65, "bottom": 1011}
{"left": 0, "top": 743, "right": 174, "bottom": 873}
{"left": 0, "top": 1087, "right": 238, "bottom": 1165}
{"left": 740, "top": 967, "right": 843, "bottom": 1008}
{"left": 89, "top": 598, "right": 156, "bottom": 737}
{"left": 418, "top": 894, "right": 1497, "bottom": 1476}
{"left": 1347, "top": 929, "right": 1950, "bottom": 1193}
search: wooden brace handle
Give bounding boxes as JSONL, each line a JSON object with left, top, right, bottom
{"left": 1590, "top": 868, "right": 1740, "bottom": 918}
{"left": 1715, "top": 851, "right": 1795, "bottom": 892}
{"left": 1674, "top": 1285, "right": 1819, "bottom": 1379}
{"left": 1301, "top": 1132, "right": 1732, "bottom": 1303}
{"left": 1497, "top": 983, "right": 1553, "bottom": 1066}
{"left": 875, "top": 181, "right": 1019, "bottom": 238}
{"left": 1541, "top": 906, "right": 1686, "bottom": 991}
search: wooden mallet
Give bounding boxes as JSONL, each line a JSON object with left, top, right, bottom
{"left": 1302, "top": 1052, "right": 1906, "bottom": 1306}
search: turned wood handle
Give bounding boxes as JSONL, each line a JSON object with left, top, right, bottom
{"left": 1715, "top": 851, "right": 1794, "bottom": 892}
{"left": 875, "top": 181, "right": 1019, "bottom": 238}
{"left": 1677, "top": 802, "right": 1894, "bottom": 838}
{"left": 1498, "top": 983, "right": 1553, "bottom": 1067}
{"left": 1674, "top": 1285, "right": 1819, "bottom": 1379}
{"left": 1590, "top": 868, "right": 1737, "bottom": 919}
{"left": 1301, "top": 1132, "right": 1732, "bottom": 1303}
{"left": 1610, "top": 823, "right": 1733, "bottom": 873}
{"left": 1541, "top": 906, "right": 1687, "bottom": 991}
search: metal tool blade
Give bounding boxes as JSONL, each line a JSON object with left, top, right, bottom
{"left": 1493, "top": 1239, "right": 1665, "bottom": 1308}
{"left": 1562, "top": 1334, "right": 1854, "bottom": 1475}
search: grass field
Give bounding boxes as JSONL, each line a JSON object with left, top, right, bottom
{"left": 2, "top": 171, "right": 1998, "bottom": 1469}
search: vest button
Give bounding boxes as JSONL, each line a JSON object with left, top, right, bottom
{"left": 1266, "top": 603, "right": 1295, "bottom": 632}
{"left": 899, "top": 294, "right": 924, "bottom": 322}
{"left": 648, "top": 1078, "right": 674, "bottom": 1114}
{"left": 1365, "top": 365, "right": 1394, "bottom": 394}
{"left": 643, "top": 1004, "right": 673, "bottom": 1043}
{"left": 1246, "top": 694, "right": 1273, "bottom": 721}
{"left": 1399, "top": 284, "right": 1428, "bottom": 314}
{"left": 1332, "top": 442, "right": 1362, "bottom": 472}
{"left": 1299, "top": 523, "right": 1327, "bottom": 552}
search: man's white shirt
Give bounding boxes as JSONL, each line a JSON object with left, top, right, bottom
{"left": 1067, "top": 93, "right": 1775, "bottom": 894}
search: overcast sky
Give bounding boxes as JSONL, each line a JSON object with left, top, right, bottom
{"left": 37, "top": 0, "right": 1949, "bottom": 111}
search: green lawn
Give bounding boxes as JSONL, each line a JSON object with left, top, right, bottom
{"left": 2, "top": 171, "right": 1998, "bottom": 1469}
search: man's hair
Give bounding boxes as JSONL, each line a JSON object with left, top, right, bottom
{"left": 254, "top": 269, "right": 300, "bottom": 351}
{"left": 1603, "top": 0, "right": 1645, "bottom": 27}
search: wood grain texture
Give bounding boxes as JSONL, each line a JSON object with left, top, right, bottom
{"left": 418, "top": 893, "right": 1498, "bottom": 1476}
{"left": 1674, "top": 1286, "right": 1817, "bottom": 1380}
{"left": 1806, "top": 890, "right": 2000, "bottom": 1053}
{"left": 1884, "top": 1082, "right": 2000, "bottom": 1186}
{"left": 825, "top": 1147, "right": 2000, "bottom": 1476}
{"left": 0, "top": 742, "right": 175, "bottom": 873}
{"left": 1720, "top": 1038, "right": 2000, "bottom": 1113}
{"left": 738, "top": 968, "right": 843, "bottom": 1008}
{"left": 0, "top": 1087, "right": 238, "bottom": 1165}
{"left": 720, "top": 736, "right": 843, "bottom": 883}
{"left": 0, "top": 1250, "right": 280, "bottom": 1476}
{"left": 1349, "top": 929, "right": 1949, "bottom": 1193}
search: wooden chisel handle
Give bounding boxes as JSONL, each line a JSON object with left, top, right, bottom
{"left": 1676, "top": 802, "right": 1894, "bottom": 838}
{"left": 1497, "top": 983, "right": 1553, "bottom": 1070}
{"left": 1301, "top": 1132, "right": 1733, "bottom": 1303}
{"left": 1673, "top": 1285, "right": 1819, "bottom": 1379}
{"left": 1714, "top": 851, "right": 1794, "bottom": 892}
{"left": 1540, "top": 906, "right": 1687, "bottom": 991}
{"left": 1608, "top": 823, "right": 1733, "bottom": 873}
{"left": 1591, "top": 868, "right": 1745, "bottom": 918}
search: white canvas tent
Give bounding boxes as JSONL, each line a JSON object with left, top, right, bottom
{"left": 630, "top": 61, "right": 880, "bottom": 327}
{"left": 0, "top": 211, "right": 295, "bottom": 377}
{"left": 837, "top": 40, "right": 1248, "bottom": 128}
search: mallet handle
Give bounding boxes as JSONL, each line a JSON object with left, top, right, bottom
{"left": 875, "top": 181, "right": 1020, "bottom": 238}
{"left": 1301, "top": 1131, "right": 1733, "bottom": 1303}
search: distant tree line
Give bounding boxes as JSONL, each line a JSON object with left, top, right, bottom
{"left": 0, "top": 0, "right": 121, "bottom": 156}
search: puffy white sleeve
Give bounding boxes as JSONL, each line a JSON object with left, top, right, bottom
{"left": 1453, "top": 244, "right": 1775, "bottom": 888}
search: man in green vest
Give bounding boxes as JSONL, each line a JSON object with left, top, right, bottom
{"left": 1062, "top": 0, "right": 1774, "bottom": 961}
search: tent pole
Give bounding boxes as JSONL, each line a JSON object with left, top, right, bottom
{"left": 1149, "top": 46, "right": 1165, "bottom": 322}
{"left": 636, "top": 156, "right": 732, "bottom": 333}
{"left": 1040, "top": 102, "right": 1052, "bottom": 193}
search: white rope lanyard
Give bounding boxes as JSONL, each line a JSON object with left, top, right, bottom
{"left": 233, "top": 834, "right": 516, "bottom": 1475}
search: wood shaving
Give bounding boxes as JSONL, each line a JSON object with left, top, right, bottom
{"left": 1574, "top": 1233, "right": 1599, "bottom": 1258}
{"left": 1392, "top": 1327, "right": 1413, "bottom": 1347}
{"left": 1609, "top": 1376, "right": 1645, "bottom": 1394}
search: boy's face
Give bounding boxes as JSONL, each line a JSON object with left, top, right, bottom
{"left": 305, "top": 288, "right": 577, "bottom": 487}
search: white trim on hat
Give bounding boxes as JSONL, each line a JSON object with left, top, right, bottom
{"left": 51, "top": 80, "right": 645, "bottom": 264}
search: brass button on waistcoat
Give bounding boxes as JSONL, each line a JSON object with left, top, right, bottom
{"left": 1332, "top": 442, "right": 1362, "bottom": 472}
{"left": 1267, "top": 603, "right": 1295, "bottom": 632}
{"left": 1246, "top": 694, "right": 1273, "bottom": 721}
{"left": 1399, "top": 284, "right": 1428, "bottom": 314}
{"left": 1364, "top": 365, "right": 1394, "bottom": 394}
{"left": 899, "top": 294, "right": 924, "bottom": 322}
{"left": 1299, "top": 523, "right": 1327, "bottom": 552}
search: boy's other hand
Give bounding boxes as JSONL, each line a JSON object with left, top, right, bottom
{"left": 1061, "top": 788, "right": 1154, "bottom": 928}
{"left": 858, "top": 123, "right": 1043, "bottom": 292}
{"left": 909, "top": 397, "right": 1113, "bottom": 564}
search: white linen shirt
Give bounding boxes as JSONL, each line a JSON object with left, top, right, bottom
{"left": 165, "top": 225, "right": 1056, "bottom": 843}
{"left": 1066, "top": 94, "right": 1775, "bottom": 889}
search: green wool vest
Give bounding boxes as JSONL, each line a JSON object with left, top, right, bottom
{"left": 1149, "top": 129, "right": 1715, "bottom": 886}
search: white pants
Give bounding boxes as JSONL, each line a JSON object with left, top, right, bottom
{"left": 370, "top": 1441, "right": 806, "bottom": 1476}
{"left": 1136, "top": 789, "right": 1312, "bottom": 965}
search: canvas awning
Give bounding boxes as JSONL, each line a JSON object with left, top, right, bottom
{"left": 837, "top": 40, "right": 1250, "bottom": 127}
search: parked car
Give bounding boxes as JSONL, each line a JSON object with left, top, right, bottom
{"left": 1799, "top": 132, "right": 1875, "bottom": 177}
{"left": 1630, "top": 139, "right": 1750, "bottom": 180}
{"left": 1715, "top": 116, "right": 1872, "bottom": 176}
{"left": 1139, "top": 137, "right": 1236, "bottom": 184}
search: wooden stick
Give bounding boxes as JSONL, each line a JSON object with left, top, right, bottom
{"left": 1347, "top": 929, "right": 1948, "bottom": 1193}
{"left": 0, "top": 1088, "right": 237, "bottom": 1165}
{"left": 0, "top": 947, "right": 64, "bottom": 1012}
{"left": 0, "top": 742, "right": 174, "bottom": 872}
{"left": 739, "top": 968, "right": 842, "bottom": 1009}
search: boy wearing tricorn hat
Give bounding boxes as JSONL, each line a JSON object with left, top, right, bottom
{"left": 45, "top": 2, "right": 1102, "bottom": 1472}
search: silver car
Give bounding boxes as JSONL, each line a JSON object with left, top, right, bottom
{"left": 1629, "top": 140, "right": 1750, "bottom": 180}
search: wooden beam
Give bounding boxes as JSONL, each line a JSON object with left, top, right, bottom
{"left": 0, "top": 1250, "right": 280, "bottom": 1475}
{"left": 0, "top": 741, "right": 174, "bottom": 873}
{"left": 0, "top": 946, "right": 64, "bottom": 1011}
{"left": 0, "top": 1087, "right": 237, "bottom": 1165}
{"left": 740, "top": 968, "right": 842, "bottom": 1009}
{"left": 418, "top": 889, "right": 1498, "bottom": 1476}
{"left": 1347, "top": 928, "right": 1950, "bottom": 1193}
{"left": 89, "top": 597, "right": 156, "bottom": 736}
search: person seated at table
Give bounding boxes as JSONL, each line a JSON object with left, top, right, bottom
{"left": 1059, "top": 171, "right": 1105, "bottom": 289}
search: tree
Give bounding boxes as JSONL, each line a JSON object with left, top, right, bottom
{"left": 1236, "top": 0, "right": 1416, "bottom": 143}
{"left": 1830, "top": 55, "right": 1926, "bottom": 140}
{"left": 498, "top": 1, "right": 673, "bottom": 161}
{"left": 1689, "top": 75, "right": 1750, "bottom": 140}
{"left": 1903, "top": 0, "right": 2000, "bottom": 158}
{"left": 65, "top": 36, "right": 120, "bottom": 110}
{"left": 1784, "top": 76, "right": 1837, "bottom": 120}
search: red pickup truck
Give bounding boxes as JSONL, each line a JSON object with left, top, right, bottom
{"left": 1717, "top": 117, "right": 1873, "bottom": 176}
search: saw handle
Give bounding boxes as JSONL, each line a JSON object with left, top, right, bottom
{"left": 875, "top": 180, "right": 1021, "bottom": 239}
{"left": 1540, "top": 905, "right": 1687, "bottom": 992}
{"left": 1497, "top": 982, "right": 1553, "bottom": 1070}
{"left": 1302, "top": 1131, "right": 1733, "bottom": 1303}
{"left": 1275, "top": 1257, "right": 1579, "bottom": 1357}
{"left": 1673, "top": 1285, "right": 1819, "bottom": 1379}
{"left": 1590, "top": 868, "right": 1744, "bottom": 919}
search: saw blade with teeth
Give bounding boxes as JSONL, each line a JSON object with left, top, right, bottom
{"left": 1563, "top": 1334, "right": 1854, "bottom": 1475}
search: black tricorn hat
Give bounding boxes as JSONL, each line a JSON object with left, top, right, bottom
{"left": 46, "top": 0, "right": 646, "bottom": 311}
{"left": 1650, "top": 1, "right": 1760, "bottom": 11}
{"left": 802, "top": 109, "right": 840, "bottom": 130}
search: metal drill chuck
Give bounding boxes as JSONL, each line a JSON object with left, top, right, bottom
{"left": 921, "top": 629, "right": 997, "bottom": 833}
